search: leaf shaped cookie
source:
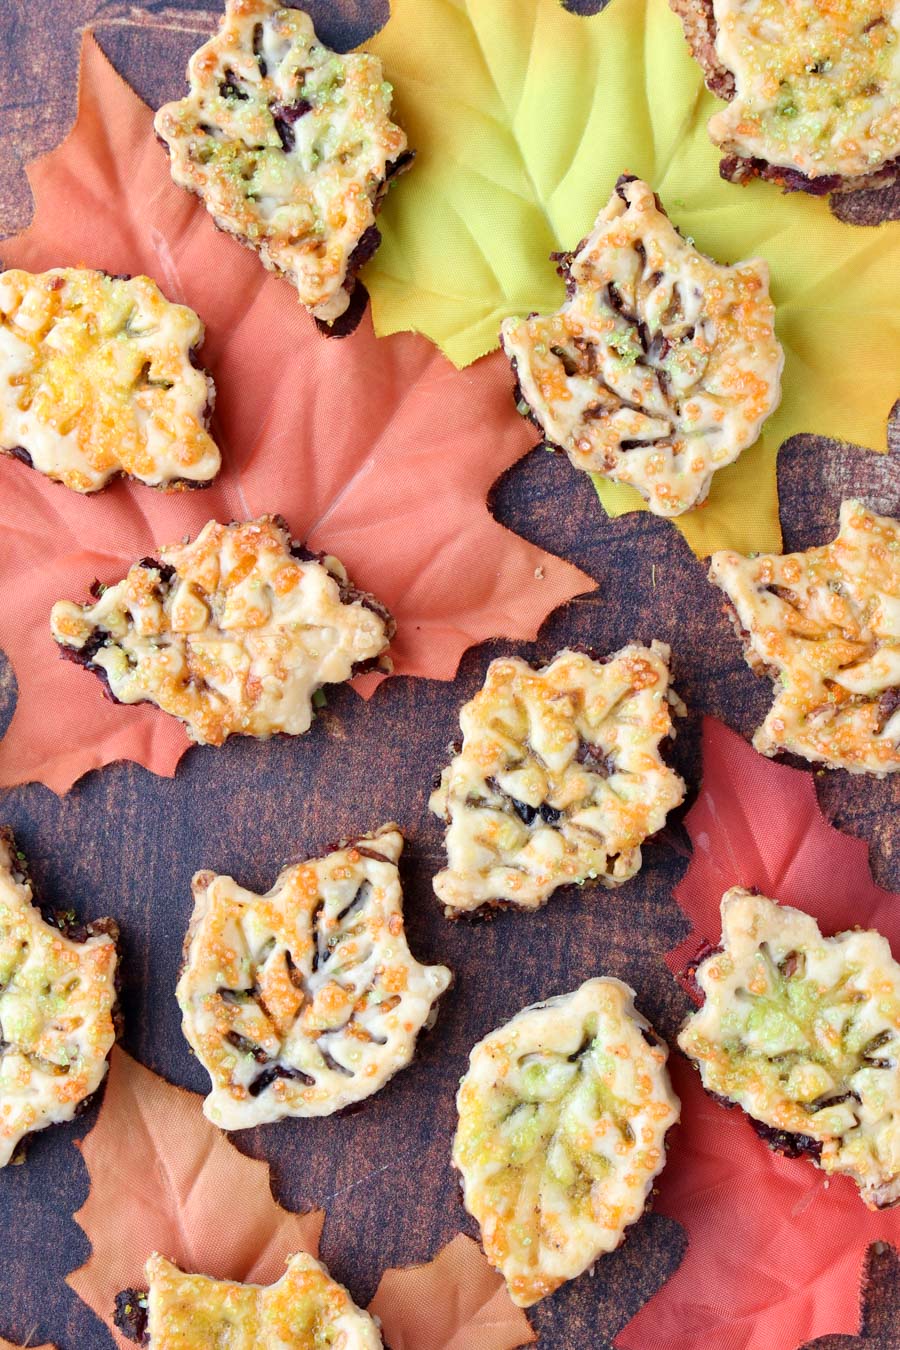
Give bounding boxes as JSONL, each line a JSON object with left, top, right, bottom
{"left": 502, "top": 176, "right": 782, "bottom": 517}
{"left": 0, "top": 267, "right": 220, "bottom": 492}
{"left": 115, "top": 1251, "right": 382, "bottom": 1348}
{"left": 155, "top": 0, "right": 410, "bottom": 326}
{"left": 179, "top": 825, "right": 452, "bottom": 1128}
{"left": 49, "top": 516, "right": 393, "bottom": 747}
{"left": 670, "top": 0, "right": 900, "bottom": 192}
{"left": 709, "top": 499, "right": 900, "bottom": 774}
{"left": 680, "top": 887, "right": 900, "bottom": 1209}
{"left": 430, "top": 644, "right": 685, "bottom": 915}
{"left": 0, "top": 827, "right": 119, "bottom": 1167}
{"left": 453, "top": 978, "right": 679, "bottom": 1307}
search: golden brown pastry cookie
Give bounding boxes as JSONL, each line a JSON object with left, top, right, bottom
{"left": 501, "top": 176, "right": 782, "bottom": 517}
{"left": 178, "top": 825, "right": 451, "bottom": 1129}
{"left": 680, "top": 888, "right": 900, "bottom": 1208}
{"left": 50, "top": 516, "right": 394, "bottom": 747}
{"left": 670, "top": 0, "right": 900, "bottom": 194}
{"left": 453, "top": 978, "right": 680, "bottom": 1307}
{"left": 709, "top": 499, "right": 900, "bottom": 775}
{"left": 154, "top": 0, "right": 411, "bottom": 327}
{"left": 0, "top": 828, "right": 119, "bottom": 1167}
{"left": 0, "top": 267, "right": 219, "bottom": 492}
{"left": 114, "top": 1251, "right": 382, "bottom": 1347}
{"left": 430, "top": 643, "right": 686, "bottom": 915}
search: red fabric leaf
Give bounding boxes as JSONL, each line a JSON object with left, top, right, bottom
{"left": 617, "top": 717, "right": 900, "bottom": 1350}
{"left": 0, "top": 36, "right": 592, "bottom": 793}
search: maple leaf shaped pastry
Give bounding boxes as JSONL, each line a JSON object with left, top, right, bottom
{"left": 453, "top": 978, "right": 679, "bottom": 1308}
{"left": 429, "top": 643, "right": 685, "bottom": 916}
{"left": 0, "top": 268, "right": 220, "bottom": 492}
{"left": 154, "top": 0, "right": 411, "bottom": 329}
{"left": 115, "top": 1251, "right": 382, "bottom": 1347}
{"left": 500, "top": 175, "right": 783, "bottom": 518}
{"left": 710, "top": 499, "right": 900, "bottom": 775}
{"left": 679, "top": 887, "right": 900, "bottom": 1209}
{"left": 0, "top": 827, "right": 119, "bottom": 1167}
{"left": 670, "top": 0, "right": 900, "bottom": 195}
{"left": 178, "top": 825, "right": 452, "bottom": 1129}
{"left": 49, "top": 516, "right": 394, "bottom": 747}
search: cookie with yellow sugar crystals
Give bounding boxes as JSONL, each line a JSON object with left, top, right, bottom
{"left": 429, "top": 643, "right": 686, "bottom": 916}
{"left": 0, "top": 267, "right": 219, "bottom": 492}
{"left": 453, "top": 978, "right": 680, "bottom": 1307}
{"left": 709, "top": 499, "right": 900, "bottom": 775}
{"left": 501, "top": 175, "right": 782, "bottom": 518}
{"left": 177, "top": 825, "right": 452, "bottom": 1130}
{"left": 679, "top": 887, "right": 900, "bottom": 1208}
{"left": 50, "top": 515, "right": 394, "bottom": 747}
{"left": 0, "top": 827, "right": 120, "bottom": 1168}
{"left": 154, "top": 0, "right": 412, "bottom": 330}
{"left": 115, "top": 1251, "right": 383, "bottom": 1347}
{"left": 670, "top": 0, "right": 900, "bottom": 194}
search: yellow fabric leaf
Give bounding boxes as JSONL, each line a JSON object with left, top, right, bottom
{"left": 366, "top": 0, "right": 899, "bottom": 555}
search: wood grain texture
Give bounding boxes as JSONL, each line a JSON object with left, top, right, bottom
{"left": 0, "top": 3, "right": 898, "bottom": 1348}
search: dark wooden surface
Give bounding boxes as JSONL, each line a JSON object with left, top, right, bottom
{"left": 1, "top": 3, "right": 898, "bottom": 1347}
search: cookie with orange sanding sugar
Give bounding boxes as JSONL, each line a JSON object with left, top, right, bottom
{"left": 429, "top": 643, "right": 685, "bottom": 916}
{"left": 0, "top": 827, "right": 120, "bottom": 1168}
{"left": 115, "top": 1251, "right": 382, "bottom": 1347}
{"left": 501, "top": 175, "right": 782, "bottom": 518}
{"left": 709, "top": 498, "right": 900, "bottom": 775}
{"left": 154, "top": 0, "right": 412, "bottom": 330}
{"left": 453, "top": 978, "right": 680, "bottom": 1307}
{"left": 679, "top": 887, "right": 900, "bottom": 1208}
{"left": 0, "top": 267, "right": 219, "bottom": 492}
{"left": 177, "top": 825, "right": 451, "bottom": 1129}
{"left": 670, "top": 0, "right": 900, "bottom": 194}
{"left": 49, "top": 516, "right": 394, "bottom": 747}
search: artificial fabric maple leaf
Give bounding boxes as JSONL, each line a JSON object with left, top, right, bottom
{"left": 0, "top": 35, "right": 592, "bottom": 794}
{"left": 615, "top": 717, "right": 900, "bottom": 1350}
{"left": 68, "top": 1048, "right": 534, "bottom": 1350}
{"left": 368, "top": 1235, "right": 537, "bottom": 1350}
{"left": 365, "top": 0, "right": 900, "bottom": 558}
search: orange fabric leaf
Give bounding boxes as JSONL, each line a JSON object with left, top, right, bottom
{"left": 616, "top": 717, "right": 900, "bottom": 1350}
{"left": 0, "top": 35, "right": 592, "bottom": 794}
{"left": 68, "top": 1048, "right": 533, "bottom": 1350}
{"left": 67, "top": 1048, "right": 325, "bottom": 1348}
{"left": 369, "top": 1233, "right": 536, "bottom": 1350}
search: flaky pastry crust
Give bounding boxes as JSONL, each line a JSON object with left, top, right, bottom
{"left": 670, "top": 0, "right": 900, "bottom": 193}
{"left": 680, "top": 888, "right": 900, "bottom": 1208}
{"left": 50, "top": 516, "right": 393, "bottom": 747}
{"left": 453, "top": 978, "right": 679, "bottom": 1307}
{"left": 178, "top": 825, "right": 451, "bottom": 1129}
{"left": 501, "top": 176, "right": 782, "bottom": 517}
{"left": 0, "top": 267, "right": 219, "bottom": 492}
{"left": 430, "top": 643, "right": 685, "bottom": 915}
{"left": 0, "top": 828, "right": 119, "bottom": 1167}
{"left": 116, "top": 1251, "right": 382, "bottom": 1347}
{"left": 154, "top": 0, "right": 410, "bottom": 324}
{"left": 709, "top": 499, "right": 900, "bottom": 775}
